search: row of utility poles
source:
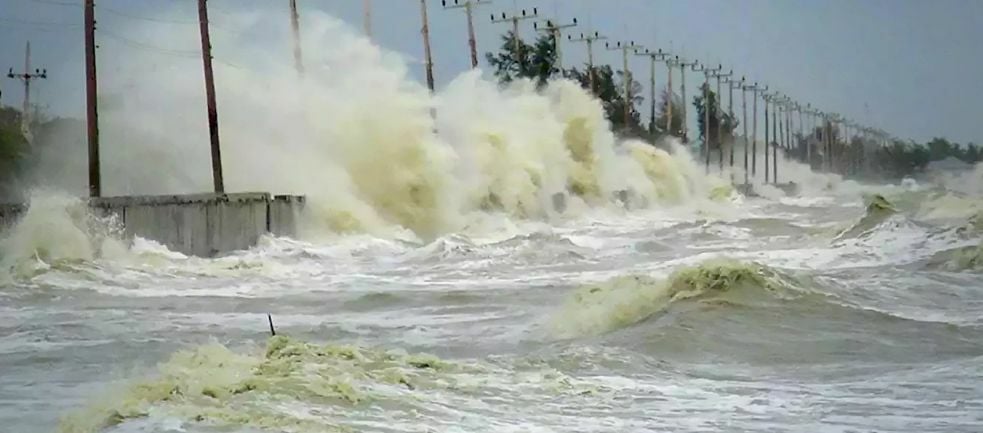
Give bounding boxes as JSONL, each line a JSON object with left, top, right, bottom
{"left": 46, "top": 0, "right": 893, "bottom": 199}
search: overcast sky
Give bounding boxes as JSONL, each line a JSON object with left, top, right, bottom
{"left": 1, "top": 0, "right": 981, "bottom": 144}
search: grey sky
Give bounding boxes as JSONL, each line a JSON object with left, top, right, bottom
{"left": 1, "top": 0, "right": 981, "bottom": 145}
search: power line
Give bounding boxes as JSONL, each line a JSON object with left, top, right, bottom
{"left": 98, "top": 30, "right": 200, "bottom": 58}
{"left": 28, "top": 0, "right": 81, "bottom": 7}
{"left": 0, "top": 16, "right": 80, "bottom": 27}
{"left": 99, "top": 7, "right": 196, "bottom": 25}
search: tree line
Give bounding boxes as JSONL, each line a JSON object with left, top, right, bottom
{"left": 485, "top": 31, "right": 980, "bottom": 180}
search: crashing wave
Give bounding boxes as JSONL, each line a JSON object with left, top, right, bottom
{"left": 834, "top": 193, "right": 899, "bottom": 241}
{"left": 548, "top": 259, "right": 798, "bottom": 338}
{"left": 0, "top": 191, "right": 127, "bottom": 282}
{"left": 58, "top": 336, "right": 463, "bottom": 433}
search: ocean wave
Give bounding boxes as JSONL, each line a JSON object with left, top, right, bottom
{"left": 548, "top": 259, "right": 804, "bottom": 339}
{"left": 58, "top": 336, "right": 598, "bottom": 433}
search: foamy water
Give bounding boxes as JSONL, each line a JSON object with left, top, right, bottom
{"left": 3, "top": 5, "right": 983, "bottom": 433}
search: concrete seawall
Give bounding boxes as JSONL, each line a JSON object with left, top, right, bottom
{"left": 1, "top": 193, "right": 304, "bottom": 257}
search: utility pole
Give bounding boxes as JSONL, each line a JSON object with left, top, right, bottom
{"left": 731, "top": 77, "right": 758, "bottom": 186}
{"left": 533, "top": 17, "right": 577, "bottom": 70}
{"left": 7, "top": 42, "right": 47, "bottom": 141}
{"left": 289, "top": 0, "right": 303, "bottom": 75}
{"left": 725, "top": 76, "right": 738, "bottom": 172}
{"left": 751, "top": 85, "right": 766, "bottom": 181}
{"left": 491, "top": 7, "right": 539, "bottom": 73}
{"left": 635, "top": 48, "right": 669, "bottom": 139}
{"left": 762, "top": 93, "right": 770, "bottom": 183}
{"left": 697, "top": 62, "right": 721, "bottom": 173}
{"left": 678, "top": 57, "right": 699, "bottom": 143}
{"left": 785, "top": 100, "right": 793, "bottom": 159}
{"left": 606, "top": 40, "right": 638, "bottom": 132}
{"left": 197, "top": 0, "right": 224, "bottom": 193}
{"left": 664, "top": 55, "right": 678, "bottom": 137}
{"left": 772, "top": 94, "right": 784, "bottom": 183}
{"left": 712, "top": 67, "right": 732, "bottom": 173}
{"left": 420, "top": 0, "right": 435, "bottom": 91}
{"left": 364, "top": 0, "right": 372, "bottom": 38}
{"left": 84, "top": 0, "right": 100, "bottom": 197}
{"left": 568, "top": 31, "right": 607, "bottom": 94}
{"left": 442, "top": 0, "right": 490, "bottom": 69}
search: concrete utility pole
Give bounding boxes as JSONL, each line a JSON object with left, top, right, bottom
{"left": 664, "top": 55, "right": 679, "bottom": 137}
{"left": 763, "top": 93, "right": 771, "bottom": 183}
{"left": 364, "top": 0, "right": 372, "bottom": 38}
{"left": 491, "top": 7, "right": 539, "bottom": 72}
{"left": 568, "top": 31, "right": 607, "bottom": 94}
{"left": 726, "top": 76, "right": 741, "bottom": 174}
{"left": 420, "top": 0, "right": 436, "bottom": 91}
{"left": 635, "top": 48, "right": 669, "bottom": 138}
{"left": 777, "top": 98, "right": 785, "bottom": 153}
{"left": 289, "top": 0, "right": 303, "bottom": 75}
{"left": 197, "top": 0, "right": 224, "bottom": 193}
{"left": 533, "top": 17, "right": 577, "bottom": 70}
{"left": 739, "top": 79, "right": 753, "bottom": 185}
{"left": 442, "top": 0, "right": 490, "bottom": 69}
{"left": 785, "top": 100, "right": 794, "bottom": 158}
{"left": 697, "top": 62, "right": 721, "bottom": 174}
{"left": 84, "top": 0, "right": 100, "bottom": 197}
{"left": 772, "top": 94, "right": 783, "bottom": 183}
{"left": 749, "top": 83, "right": 764, "bottom": 182}
{"left": 712, "top": 67, "right": 732, "bottom": 172}
{"left": 7, "top": 42, "right": 47, "bottom": 141}
{"left": 678, "top": 57, "right": 699, "bottom": 143}
{"left": 606, "top": 40, "right": 638, "bottom": 131}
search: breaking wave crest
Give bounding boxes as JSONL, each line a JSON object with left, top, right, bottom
{"left": 549, "top": 259, "right": 802, "bottom": 338}
{"left": 834, "top": 193, "right": 899, "bottom": 241}
{"left": 58, "top": 336, "right": 596, "bottom": 433}
{"left": 0, "top": 191, "right": 127, "bottom": 281}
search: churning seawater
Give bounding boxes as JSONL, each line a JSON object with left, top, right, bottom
{"left": 3, "top": 5, "right": 983, "bottom": 432}
{"left": 2, "top": 179, "right": 983, "bottom": 433}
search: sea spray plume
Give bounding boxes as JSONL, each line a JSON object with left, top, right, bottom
{"left": 24, "top": 4, "right": 729, "bottom": 241}
{"left": 549, "top": 259, "right": 796, "bottom": 338}
{"left": 436, "top": 73, "right": 573, "bottom": 218}
{"left": 0, "top": 190, "right": 126, "bottom": 280}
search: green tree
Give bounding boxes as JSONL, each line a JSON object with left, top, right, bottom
{"left": 485, "top": 32, "right": 558, "bottom": 88}
{"left": 0, "top": 107, "right": 29, "bottom": 198}
{"left": 692, "top": 83, "right": 738, "bottom": 151}
{"left": 485, "top": 30, "right": 645, "bottom": 136}
{"left": 927, "top": 137, "right": 953, "bottom": 161}
{"left": 652, "top": 88, "right": 684, "bottom": 139}
{"left": 564, "top": 65, "right": 645, "bottom": 135}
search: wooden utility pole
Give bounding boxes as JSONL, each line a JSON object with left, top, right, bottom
{"left": 534, "top": 18, "right": 577, "bottom": 71}
{"left": 197, "top": 0, "right": 224, "bottom": 193}
{"left": 442, "top": 0, "right": 490, "bottom": 69}
{"left": 289, "top": 0, "right": 303, "bottom": 75}
{"left": 6, "top": 42, "right": 47, "bottom": 142}
{"left": 606, "top": 40, "right": 638, "bottom": 132}
{"left": 491, "top": 7, "right": 539, "bottom": 73}
{"left": 84, "top": 0, "right": 100, "bottom": 197}
{"left": 635, "top": 48, "right": 669, "bottom": 138}
{"left": 420, "top": 0, "right": 435, "bottom": 91}
{"left": 568, "top": 31, "right": 607, "bottom": 94}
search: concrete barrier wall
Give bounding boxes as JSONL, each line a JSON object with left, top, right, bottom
{"left": 1, "top": 193, "right": 304, "bottom": 257}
